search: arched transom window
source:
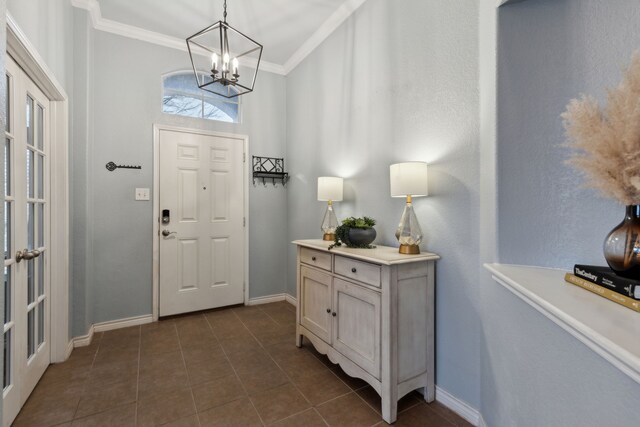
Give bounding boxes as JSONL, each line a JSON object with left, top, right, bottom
{"left": 162, "top": 72, "right": 240, "bottom": 123}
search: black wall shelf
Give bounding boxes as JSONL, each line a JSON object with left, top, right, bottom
{"left": 252, "top": 156, "right": 289, "bottom": 187}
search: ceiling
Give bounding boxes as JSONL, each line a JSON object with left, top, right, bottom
{"left": 82, "top": 0, "right": 366, "bottom": 73}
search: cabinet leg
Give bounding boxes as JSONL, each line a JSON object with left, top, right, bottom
{"left": 381, "top": 397, "right": 398, "bottom": 424}
{"left": 424, "top": 377, "right": 435, "bottom": 402}
{"left": 295, "top": 333, "right": 303, "bottom": 348}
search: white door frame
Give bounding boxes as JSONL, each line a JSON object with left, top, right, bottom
{"left": 152, "top": 124, "right": 249, "bottom": 321}
{"left": 6, "top": 13, "right": 70, "bottom": 363}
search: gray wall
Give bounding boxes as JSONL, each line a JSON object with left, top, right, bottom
{"left": 482, "top": 0, "right": 640, "bottom": 425}
{"left": 76, "top": 25, "right": 287, "bottom": 333}
{"left": 286, "top": 0, "right": 481, "bottom": 408}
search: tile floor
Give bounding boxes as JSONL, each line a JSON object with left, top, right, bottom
{"left": 13, "top": 302, "right": 471, "bottom": 427}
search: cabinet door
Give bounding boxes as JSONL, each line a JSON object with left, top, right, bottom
{"left": 332, "top": 278, "right": 381, "bottom": 379}
{"left": 300, "top": 266, "right": 332, "bottom": 343}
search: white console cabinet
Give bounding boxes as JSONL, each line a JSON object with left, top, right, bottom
{"left": 293, "top": 240, "right": 439, "bottom": 423}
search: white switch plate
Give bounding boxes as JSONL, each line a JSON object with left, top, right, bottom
{"left": 135, "top": 188, "right": 150, "bottom": 201}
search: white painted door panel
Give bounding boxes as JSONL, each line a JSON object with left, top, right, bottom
{"left": 159, "top": 130, "right": 244, "bottom": 316}
{"left": 299, "top": 266, "right": 332, "bottom": 343}
{"left": 332, "top": 278, "right": 381, "bottom": 379}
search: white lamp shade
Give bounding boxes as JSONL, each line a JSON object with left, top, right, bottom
{"left": 317, "top": 177, "right": 344, "bottom": 201}
{"left": 390, "top": 162, "right": 428, "bottom": 197}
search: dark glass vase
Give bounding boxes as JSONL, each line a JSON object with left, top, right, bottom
{"left": 604, "top": 205, "right": 640, "bottom": 279}
{"left": 347, "top": 228, "right": 376, "bottom": 247}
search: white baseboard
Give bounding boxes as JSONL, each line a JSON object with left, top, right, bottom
{"left": 435, "top": 386, "right": 482, "bottom": 426}
{"left": 72, "top": 324, "right": 95, "bottom": 348}
{"left": 93, "top": 314, "right": 153, "bottom": 332}
{"left": 71, "top": 314, "right": 153, "bottom": 348}
{"left": 285, "top": 294, "right": 297, "bottom": 307}
{"left": 247, "top": 294, "right": 288, "bottom": 305}
{"left": 65, "top": 339, "right": 74, "bottom": 359}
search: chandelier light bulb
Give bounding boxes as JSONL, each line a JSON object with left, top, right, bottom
{"left": 232, "top": 58, "right": 239, "bottom": 76}
{"left": 211, "top": 53, "right": 218, "bottom": 72}
{"left": 223, "top": 53, "right": 230, "bottom": 67}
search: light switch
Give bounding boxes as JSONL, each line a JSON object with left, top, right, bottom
{"left": 135, "top": 188, "right": 150, "bottom": 201}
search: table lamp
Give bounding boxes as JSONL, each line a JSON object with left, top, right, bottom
{"left": 317, "top": 177, "right": 344, "bottom": 241}
{"left": 390, "top": 162, "right": 428, "bottom": 254}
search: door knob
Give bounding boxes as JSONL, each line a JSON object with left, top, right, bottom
{"left": 162, "top": 230, "right": 177, "bottom": 237}
{"left": 16, "top": 249, "right": 37, "bottom": 263}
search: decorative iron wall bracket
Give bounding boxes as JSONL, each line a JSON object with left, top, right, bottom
{"left": 252, "top": 156, "right": 289, "bottom": 187}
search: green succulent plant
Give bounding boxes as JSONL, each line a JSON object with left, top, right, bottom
{"left": 329, "top": 216, "right": 377, "bottom": 250}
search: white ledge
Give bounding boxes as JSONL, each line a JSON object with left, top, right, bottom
{"left": 484, "top": 263, "right": 640, "bottom": 384}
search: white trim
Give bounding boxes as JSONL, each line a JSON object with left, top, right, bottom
{"left": 485, "top": 264, "right": 640, "bottom": 386}
{"left": 283, "top": 0, "right": 368, "bottom": 74}
{"left": 70, "top": 0, "right": 285, "bottom": 75}
{"left": 70, "top": 0, "right": 370, "bottom": 76}
{"left": 435, "top": 386, "right": 482, "bottom": 426}
{"left": 6, "top": 12, "right": 71, "bottom": 364}
{"left": 247, "top": 294, "right": 287, "bottom": 306}
{"left": 152, "top": 125, "right": 249, "bottom": 320}
{"left": 65, "top": 340, "right": 74, "bottom": 359}
{"left": 479, "top": 414, "right": 488, "bottom": 427}
{"left": 93, "top": 314, "right": 153, "bottom": 332}
{"left": 72, "top": 325, "right": 94, "bottom": 348}
{"left": 285, "top": 294, "right": 297, "bottom": 307}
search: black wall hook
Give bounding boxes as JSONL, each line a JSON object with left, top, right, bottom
{"left": 106, "top": 161, "right": 142, "bottom": 171}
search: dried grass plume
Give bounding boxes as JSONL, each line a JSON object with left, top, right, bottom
{"left": 563, "top": 52, "right": 640, "bottom": 205}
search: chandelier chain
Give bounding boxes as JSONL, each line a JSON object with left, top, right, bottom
{"left": 223, "top": 0, "right": 227, "bottom": 22}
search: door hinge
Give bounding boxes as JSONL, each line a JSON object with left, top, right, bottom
{"left": 243, "top": 217, "right": 246, "bottom": 227}
{"left": 243, "top": 152, "right": 246, "bottom": 163}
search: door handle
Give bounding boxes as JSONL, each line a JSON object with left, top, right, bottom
{"left": 16, "top": 249, "right": 40, "bottom": 263}
{"left": 162, "top": 230, "right": 177, "bottom": 237}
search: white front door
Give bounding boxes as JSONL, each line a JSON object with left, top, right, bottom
{"left": 159, "top": 129, "right": 245, "bottom": 316}
{"left": 4, "top": 56, "right": 51, "bottom": 427}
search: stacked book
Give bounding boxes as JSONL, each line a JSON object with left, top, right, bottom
{"left": 564, "top": 265, "right": 640, "bottom": 312}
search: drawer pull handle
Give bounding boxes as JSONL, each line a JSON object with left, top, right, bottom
{"left": 332, "top": 312, "right": 337, "bottom": 317}
{"left": 326, "top": 308, "right": 331, "bottom": 313}
{"left": 351, "top": 267, "right": 357, "bottom": 273}
{"left": 312, "top": 256, "right": 317, "bottom": 261}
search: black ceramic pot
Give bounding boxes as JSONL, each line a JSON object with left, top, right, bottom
{"left": 347, "top": 228, "right": 376, "bottom": 247}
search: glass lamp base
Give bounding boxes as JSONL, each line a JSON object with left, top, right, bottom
{"left": 399, "top": 244, "right": 420, "bottom": 254}
{"left": 323, "top": 233, "right": 335, "bottom": 241}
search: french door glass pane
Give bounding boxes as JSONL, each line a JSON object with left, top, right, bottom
{"left": 37, "top": 203, "right": 44, "bottom": 247}
{"left": 27, "top": 149, "right": 34, "bottom": 198}
{"left": 37, "top": 104, "right": 43, "bottom": 150}
{"left": 37, "top": 301, "right": 44, "bottom": 346}
{"left": 37, "top": 254, "right": 44, "bottom": 297}
{"left": 28, "top": 202, "right": 34, "bottom": 250}
{"left": 4, "top": 266, "right": 10, "bottom": 324}
{"left": 27, "top": 260, "right": 34, "bottom": 305}
{"left": 4, "top": 138, "right": 10, "bottom": 196}
{"left": 37, "top": 154, "right": 43, "bottom": 199}
{"left": 4, "top": 201, "right": 10, "bottom": 260}
{"left": 27, "top": 309, "right": 34, "bottom": 358}
{"left": 26, "top": 96, "right": 33, "bottom": 146}
{"left": 3, "top": 330, "right": 10, "bottom": 389}
{"left": 6, "top": 74, "right": 10, "bottom": 134}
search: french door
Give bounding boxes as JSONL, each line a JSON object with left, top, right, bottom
{"left": 158, "top": 129, "right": 245, "bottom": 316}
{"left": 3, "top": 56, "right": 51, "bottom": 426}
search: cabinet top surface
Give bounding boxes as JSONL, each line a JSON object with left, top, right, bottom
{"left": 293, "top": 239, "right": 440, "bottom": 265}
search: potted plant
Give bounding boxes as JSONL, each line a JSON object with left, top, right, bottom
{"left": 329, "top": 216, "right": 377, "bottom": 249}
{"left": 563, "top": 52, "right": 640, "bottom": 278}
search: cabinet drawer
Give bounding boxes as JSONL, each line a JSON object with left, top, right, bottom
{"left": 300, "top": 247, "right": 332, "bottom": 271}
{"left": 334, "top": 256, "right": 381, "bottom": 288}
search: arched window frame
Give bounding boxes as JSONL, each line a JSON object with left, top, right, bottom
{"left": 162, "top": 70, "right": 241, "bottom": 123}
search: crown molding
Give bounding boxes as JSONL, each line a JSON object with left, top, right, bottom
{"left": 282, "top": 0, "right": 368, "bottom": 74}
{"left": 70, "top": 0, "right": 285, "bottom": 75}
{"left": 71, "top": 0, "right": 369, "bottom": 77}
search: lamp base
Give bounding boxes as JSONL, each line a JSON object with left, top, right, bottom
{"left": 323, "top": 233, "right": 335, "bottom": 241}
{"left": 399, "top": 244, "right": 420, "bottom": 255}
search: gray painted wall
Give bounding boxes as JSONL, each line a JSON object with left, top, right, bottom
{"left": 79, "top": 26, "right": 287, "bottom": 332}
{"left": 286, "top": 0, "right": 481, "bottom": 408}
{"left": 483, "top": 0, "right": 640, "bottom": 425}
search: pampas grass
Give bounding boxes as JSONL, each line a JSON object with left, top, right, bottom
{"left": 563, "top": 53, "right": 640, "bottom": 206}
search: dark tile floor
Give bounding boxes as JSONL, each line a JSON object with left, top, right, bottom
{"left": 13, "top": 302, "right": 472, "bottom": 426}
